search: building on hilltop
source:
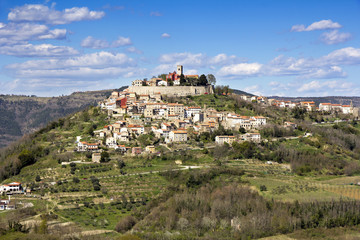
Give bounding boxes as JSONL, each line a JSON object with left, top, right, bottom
{"left": 0, "top": 182, "right": 22, "bottom": 194}
{"left": 169, "top": 130, "right": 188, "bottom": 142}
{"left": 132, "top": 79, "right": 144, "bottom": 86}
{"left": 177, "top": 65, "right": 183, "bottom": 75}
{"left": 215, "top": 135, "right": 236, "bottom": 145}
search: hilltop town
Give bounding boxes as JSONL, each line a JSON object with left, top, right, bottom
{"left": 82, "top": 65, "right": 267, "bottom": 156}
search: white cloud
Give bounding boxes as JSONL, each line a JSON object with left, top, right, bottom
{"left": 158, "top": 47, "right": 360, "bottom": 82}
{"left": 209, "top": 53, "right": 238, "bottom": 65}
{"left": 159, "top": 52, "right": 242, "bottom": 70}
{"left": 37, "top": 28, "right": 67, "bottom": 40}
{"left": 151, "top": 64, "right": 174, "bottom": 75}
{"left": 320, "top": 30, "right": 351, "bottom": 45}
{"left": 126, "top": 46, "right": 143, "bottom": 54}
{"left": 0, "top": 43, "right": 79, "bottom": 57}
{"left": 218, "top": 63, "right": 262, "bottom": 77}
{"left": 297, "top": 80, "right": 355, "bottom": 93}
{"left": 291, "top": 19, "right": 342, "bottom": 32}
{"left": 0, "top": 22, "right": 77, "bottom": 57}
{"left": 161, "top": 33, "right": 171, "bottom": 38}
{"left": 159, "top": 52, "right": 207, "bottom": 68}
{"left": 5, "top": 51, "right": 137, "bottom": 80}
{"left": 0, "top": 22, "right": 67, "bottom": 44}
{"left": 264, "top": 54, "right": 348, "bottom": 79}
{"left": 216, "top": 47, "right": 360, "bottom": 80}
{"left": 111, "top": 37, "right": 132, "bottom": 47}
{"left": 243, "top": 85, "right": 262, "bottom": 96}
{"left": 1, "top": 51, "right": 147, "bottom": 95}
{"left": 8, "top": 4, "right": 105, "bottom": 25}
{"left": 321, "top": 47, "right": 360, "bottom": 65}
{"left": 81, "top": 36, "right": 109, "bottom": 49}
{"left": 81, "top": 36, "right": 132, "bottom": 49}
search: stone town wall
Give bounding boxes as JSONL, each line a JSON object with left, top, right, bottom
{"left": 127, "top": 85, "right": 214, "bottom": 97}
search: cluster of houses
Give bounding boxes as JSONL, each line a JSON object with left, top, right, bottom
{"left": 79, "top": 69, "right": 358, "bottom": 157}
{"left": 78, "top": 75, "right": 269, "bottom": 155}
{"left": 132, "top": 65, "right": 199, "bottom": 87}
{"left": 239, "top": 95, "right": 358, "bottom": 115}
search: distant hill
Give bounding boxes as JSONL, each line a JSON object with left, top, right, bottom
{"left": 231, "top": 88, "right": 255, "bottom": 96}
{"left": 268, "top": 96, "right": 360, "bottom": 107}
{"left": 0, "top": 86, "right": 127, "bottom": 148}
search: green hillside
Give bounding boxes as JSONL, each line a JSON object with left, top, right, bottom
{"left": 1, "top": 93, "right": 360, "bottom": 239}
{"left": 0, "top": 87, "right": 127, "bottom": 148}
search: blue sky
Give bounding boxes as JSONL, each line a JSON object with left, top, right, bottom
{"left": 0, "top": 0, "right": 359, "bottom": 97}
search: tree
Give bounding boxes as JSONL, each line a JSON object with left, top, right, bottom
{"left": 100, "top": 151, "right": 110, "bottom": 163}
{"left": 73, "top": 177, "right": 80, "bottom": 183}
{"left": 239, "top": 127, "right": 246, "bottom": 134}
{"left": 198, "top": 74, "right": 208, "bottom": 86}
{"left": 118, "top": 159, "right": 126, "bottom": 169}
{"left": 179, "top": 74, "right": 186, "bottom": 85}
{"left": 80, "top": 111, "right": 90, "bottom": 122}
{"left": 207, "top": 74, "right": 216, "bottom": 85}
{"left": 168, "top": 79, "right": 174, "bottom": 86}
{"left": 86, "top": 125, "right": 94, "bottom": 136}
{"left": 18, "top": 150, "right": 36, "bottom": 167}
{"left": 158, "top": 74, "right": 167, "bottom": 80}
{"left": 35, "top": 175, "right": 41, "bottom": 182}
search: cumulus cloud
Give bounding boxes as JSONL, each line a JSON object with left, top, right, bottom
{"left": 321, "top": 47, "right": 360, "bottom": 66}
{"left": 126, "top": 46, "right": 143, "bottom": 54}
{"left": 81, "top": 36, "right": 132, "bottom": 49}
{"left": 320, "top": 30, "right": 352, "bottom": 45}
{"left": 215, "top": 47, "right": 360, "bottom": 80}
{"left": 218, "top": 63, "right": 262, "bottom": 77}
{"left": 112, "top": 37, "right": 132, "bottom": 47}
{"left": 0, "top": 22, "right": 74, "bottom": 57}
{"left": 2, "top": 52, "right": 147, "bottom": 95}
{"left": 297, "top": 80, "right": 356, "bottom": 94}
{"left": 243, "top": 85, "right": 262, "bottom": 96}
{"left": 0, "top": 22, "right": 67, "bottom": 44}
{"left": 0, "top": 43, "right": 78, "bottom": 57}
{"left": 161, "top": 33, "right": 171, "bottom": 38}
{"left": 291, "top": 19, "right": 342, "bottom": 32}
{"left": 159, "top": 52, "right": 242, "bottom": 69}
{"left": 264, "top": 55, "right": 347, "bottom": 79}
{"left": 81, "top": 36, "right": 108, "bottom": 49}
{"left": 8, "top": 4, "right": 105, "bottom": 25}
{"left": 157, "top": 47, "right": 360, "bottom": 82}
{"left": 5, "top": 51, "right": 137, "bottom": 80}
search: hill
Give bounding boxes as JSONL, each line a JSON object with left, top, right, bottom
{"left": 1, "top": 92, "right": 360, "bottom": 239}
{"left": 269, "top": 96, "right": 360, "bottom": 107}
{"left": 0, "top": 87, "right": 127, "bottom": 148}
{"left": 231, "top": 88, "right": 255, "bottom": 96}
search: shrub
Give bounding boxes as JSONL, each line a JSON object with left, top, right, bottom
{"left": 115, "top": 216, "right": 137, "bottom": 233}
{"left": 35, "top": 175, "right": 41, "bottom": 182}
{"left": 260, "top": 185, "right": 267, "bottom": 191}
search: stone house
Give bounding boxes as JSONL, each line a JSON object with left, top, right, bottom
{"left": 169, "top": 130, "right": 188, "bottom": 142}
{"left": 215, "top": 136, "right": 236, "bottom": 145}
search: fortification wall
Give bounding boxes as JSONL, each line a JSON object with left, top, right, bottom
{"left": 127, "top": 85, "right": 214, "bottom": 97}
